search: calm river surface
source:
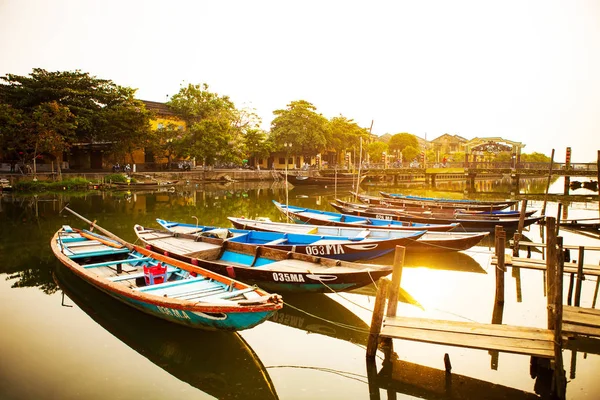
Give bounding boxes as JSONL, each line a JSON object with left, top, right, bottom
{"left": 1, "top": 177, "right": 599, "bottom": 399}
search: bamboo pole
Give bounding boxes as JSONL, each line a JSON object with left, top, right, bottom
{"left": 541, "top": 149, "right": 555, "bottom": 216}
{"left": 61, "top": 206, "right": 130, "bottom": 249}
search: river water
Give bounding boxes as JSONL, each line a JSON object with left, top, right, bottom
{"left": 1, "top": 177, "right": 599, "bottom": 399}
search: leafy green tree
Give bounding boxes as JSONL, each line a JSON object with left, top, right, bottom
{"left": 0, "top": 68, "right": 150, "bottom": 166}
{"left": 244, "top": 128, "right": 271, "bottom": 167}
{"left": 146, "top": 122, "right": 187, "bottom": 169}
{"left": 326, "top": 116, "right": 370, "bottom": 159}
{"left": 270, "top": 100, "right": 328, "bottom": 159}
{"left": 168, "top": 83, "right": 242, "bottom": 166}
{"left": 521, "top": 152, "right": 551, "bottom": 162}
{"left": 389, "top": 133, "right": 419, "bottom": 153}
{"left": 367, "top": 141, "right": 388, "bottom": 164}
{"left": 402, "top": 146, "right": 420, "bottom": 163}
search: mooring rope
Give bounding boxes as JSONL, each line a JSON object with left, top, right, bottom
{"left": 265, "top": 365, "right": 369, "bottom": 384}
{"left": 282, "top": 301, "right": 372, "bottom": 334}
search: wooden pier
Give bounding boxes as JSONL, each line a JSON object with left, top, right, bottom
{"left": 365, "top": 217, "right": 600, "bottom": 399}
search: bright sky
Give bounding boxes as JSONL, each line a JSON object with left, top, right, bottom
{"left": 1, "top": 0, "right": 599, "bottom": 162}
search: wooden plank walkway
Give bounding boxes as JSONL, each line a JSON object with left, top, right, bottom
{"left": 491, "top": 254, "right": 600, "bottom": 277}
{"left": 563, "top": 305, "right": 600, "bottom": 338}
{"left": 380, "top": 315, "right": 555, "bottom": 358}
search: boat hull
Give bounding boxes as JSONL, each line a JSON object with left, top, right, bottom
{"left": 51, "top": 230, "right": 282, "bottom": 331}
{"left": 228, "top": 217, "right": 489, "bottom": 253}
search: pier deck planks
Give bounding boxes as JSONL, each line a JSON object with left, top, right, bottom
{"left": 380, "top": 316, "right": 555, "bottom": 358}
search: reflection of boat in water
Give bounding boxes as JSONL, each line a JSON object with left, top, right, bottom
{"left": 369, "top": 355, "right": 541, "bottom": 400}
{"left": 270, "top": 293, "right": 370, "bottom": 346}
{"left": 370, "top": 250, "right": 487, "bottom": 274}
{"left": 54, "top": 265, "right": 279, "bottom": 400}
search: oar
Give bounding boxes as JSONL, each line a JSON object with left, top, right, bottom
{"left": 61, "top": 205, "right": 132, "bottom": 249}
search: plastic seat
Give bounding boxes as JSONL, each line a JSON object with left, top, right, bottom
{"left": 144, "top": 263, "right": 168, "bottom": 285}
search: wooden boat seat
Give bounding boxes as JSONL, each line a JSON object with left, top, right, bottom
{"left": 108, "top": 265, "right": 178, "bottom": 282}
{"left": 84, "top": 256, "right": 153, "bottom": 269}
{"left": 134, "top": 275, "right": 208, "bottom": 293}
{"left": 352, "top": 230, "right": 371, "bottom": 239}
{"left": 264, "top": 238, "right": 288, "bottom": 245}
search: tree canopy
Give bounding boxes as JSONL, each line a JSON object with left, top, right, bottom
{"left": 167, "top": 83, "right": 250, "bottom": 166}
{"left": 0, "top": 68, "right": 150, "bottom": 166}
{"left": 270, "top": 100, "right": 328, "bottom": 157}
{"left": 388, "top": 133, "right": 419, "bottom": 152}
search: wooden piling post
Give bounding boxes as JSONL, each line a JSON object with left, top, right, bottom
{"left": 541, "top": 149, "right": 555, "bottom": 217}
{"left": 512, "top": 232, "right": 521, "bottom": 257}
{"left": 553, "top": 236, "right": 566, "bottom": 400}
{"left": 387, "top": 246, "right": 406, "bottom": 318}
{"left": 495, "top": 226, "right": 506, "bottom": 306}
{"left": 367, "top": 277, "right": 391, "bottom": 359}
{"left": 517, "top": 199, "right": 527, "bottom": 234}
{"left": 546, "top": 217, "right": 557, "bottom": 330}
{"left": 556, "top": 203, "right": 562, "bottom": 236}
{"left": 574, "top": 246, "right": 585, "bottom": 307}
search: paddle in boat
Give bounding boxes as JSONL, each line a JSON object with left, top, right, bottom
{"left": 154, "top": 218, "right": 426, "bottom": 261}
{"left": 51, "top": 207, "right": 283, "bottom": 331}
{"left": 272, "top": 200, "right": 460, "bottom": 232}
{"left": 227, "top": 217, "right": 489, "bottom": 253}
{"left": 133, "top": 222, "right": 395, "bottom": 293}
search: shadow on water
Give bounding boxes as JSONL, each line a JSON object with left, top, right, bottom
{"left": 53, "top": 264, "right": 279, "bottom": 400}
{"left": 369, "top": 250, "right": 487, "bottom": 274}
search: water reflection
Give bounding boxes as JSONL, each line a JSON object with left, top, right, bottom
{"left": 54, "top": 264, "right": 279, "bottom": 400}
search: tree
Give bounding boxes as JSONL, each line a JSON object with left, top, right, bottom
{"left": 244, "top": 128, "right": 271, "bottom": 167}
{"left": 168, "top": 83, "right": 242, "bottom": 166}
{"left": 402, "top": 146, "right": 420, "bottom": 163}
{"left": 0, "top": 68, "right": 150, "bottom": 166}
{"left": 270, "top": 100, "right": 328, "bottom": 158}
{"left": 367, "top": 141, "right": 388, "bottom": 164}
{"left": 388, "top": 133, "right": 419, "bottom": 153}
{"left": 326, "top": 115, "right": 371, "bottom": 164}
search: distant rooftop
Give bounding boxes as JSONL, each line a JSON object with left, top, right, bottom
{"left": 139, "top": 100, "right": 176, "bottom": 117}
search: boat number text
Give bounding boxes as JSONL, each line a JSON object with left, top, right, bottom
{"left": 157, "top": 306, "right": 191, "bottom": 320}
{"left": 375, "top": 214, "right": 393, "bottom": 220}
{"left": 305, "top": 244, "right": 345, "bottom": 256}
{"left": 273, "top": 272, "right": 306, "bottom": 282}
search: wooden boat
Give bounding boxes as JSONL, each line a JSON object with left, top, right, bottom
{"left": 273, "top": 201, "right": 460, "bottom": 232}
{"left": 134, "top": 224, "right": 394, "bottom": 293}
{"left": 353, "top": 193, "right": 521, "bottom": 213}
{"left": 51, "top": 207, "right": 283, "bottom": 331}
{"left": 379, "top": 192, "right": 517, "bottom": 211}
{"left": 282, "top": 172, "right": 366, "bottom": 187}
{"left": 228, "top": 217, "right": 489, "bottom": 253}
{"left": 111, "top": 180, "right": 179, "bottom": 189}
{"left": 54, "top": 264, "right": 279, "bottom": 400}
{"left": 335, "top": 199, "right": 537, "bottom": 219}
{"left": 329, "top": 201, "right": 543, "bottom": 232}
{"left": 559, "top": 218, "right": 600, "bottom": 232}
{"left": 155, "top": 218, "right": 426, "bottom": 261}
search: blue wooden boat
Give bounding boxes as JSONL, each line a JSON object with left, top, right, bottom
{"left": 155, "top": 218, "right": 426, "bottom": 261}
{"left": 51, "top": 207, "right": 283, "bottom": 331}
{"left": 228, "top": 217, "right": 489, "bottom": 253}
{"left": 273, "top": 201, "right": 460, "bottom": 232}
{"left": 355, "top": 192, "right": 516, "bottom": 212}
{"left": 134, "top": 223, "right": 395, "bottom": 293}
{"left": 379, "top": 191, "right": 518, "bottom": 209}
{"left": 329, "top": 200, "right": 543, "bottom": 233}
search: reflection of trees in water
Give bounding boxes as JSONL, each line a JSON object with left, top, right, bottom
{"left": 0, "top": 187, "right": 297, "bottom": 293}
